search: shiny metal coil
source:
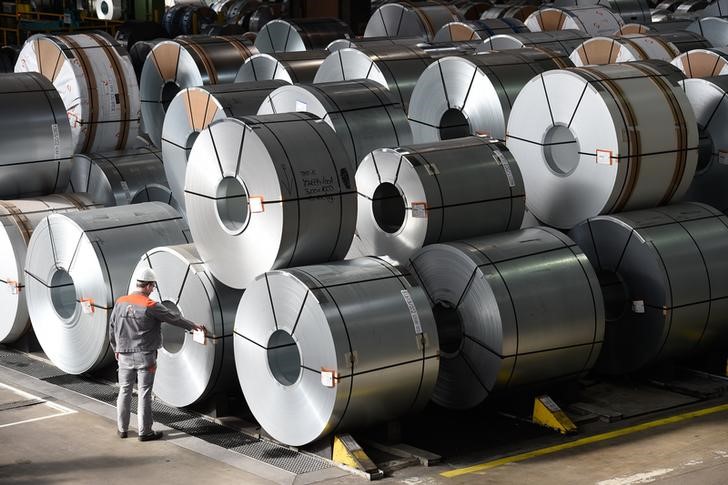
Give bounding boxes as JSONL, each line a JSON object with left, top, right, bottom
{"left": 616, "top": 19, "right": 694, "bottom": 34}
{"left": 479, "top": 4, "right": 537, "bottom": 21}
{"left": 365, "top": 1, "right": 462, "bottom": 40}
{"left": 688, "top": 17, "right": 728, "bottom": 48}
{"left": 552, "top": 0, "right": 651, "bottom": 23}
{"left": 453, "top": 0, "right": 493, "bottom": 19}
{"left": 671, "top": 48, "right": 728, "bottom": 77}
{"left": 96, "top": 0, "right": 122, "bottom": 20}
{"left": 525, "top": 6, "right": 625, "bottom": 36}
{"left": 569, "top": 34, "right": 680, "bottom": 65}
{"left": 234, "top": 50, "right": 329, "bottom": 83}
{"left": 255, "top": 18, "right": 352, "bottom": 53}
{"left": 433, "top": 19, "right": 527, "bottom": 42}
{"left": 480, "top": 29, "right": 590, "bottom": 55}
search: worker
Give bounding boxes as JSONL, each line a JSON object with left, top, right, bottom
{"left": 109, "top": 267, "right": 205, "bottom": 441}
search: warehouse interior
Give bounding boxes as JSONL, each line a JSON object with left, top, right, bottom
{"left": 2, "top": 0, "right": 728, "bottom": 483}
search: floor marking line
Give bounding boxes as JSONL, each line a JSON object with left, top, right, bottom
{"left": 0, "top": 411, "right": 75, "bottom": 429}
{"left": 0, "top": 381, "right": 77, "bottom": 428}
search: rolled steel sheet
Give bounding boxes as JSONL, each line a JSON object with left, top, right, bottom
{"left": 96, "top": 0, "right": 122, "bottom": 20}
{"left": 314, "top": 45, "right": 434, "bottom": 112}
{"left": 480, "top": 4, "right": 537, "bottom": 21}
{"left": 688, "top": 17, "right": 728, "bottom": 47}
{"left": 0, "top": 72, "right": 73, "bottom": 198}
{"left": 506, "top": 61, "right": 698, "bottom": 229}
{"left": 408, "top": 227, "right": 604, "bottom": 410}
{"left": 650, "top": 9, "right": 674, "bottom": 22}
{"left": 163, "top": 5, "right": 187, "bottom": 36}
{"left": 0, "top": 45, "right": 19, "bottom": 73}
{"left": 569, "top": 203, "right": 728, "bottom": 374}
{"left": 355, "top": 137, "right": 525, "bottom": 263}
{"left": 0, "top": 194, "right": 99, "bottom": 344}
{"left": 68, "top": 147, "right": 176, "bottom": 208}
{"left": 139, "top": 35, "right": 258, "bottom": 148}
{"left": 162, "top": 80, "right": 287, "bottom": 215}
{"left": 365, "top": 1, "right": 462, "bottom": 40}
{"left": 234, "top": 50, "right": 329, "bottom": 83}
{"left": 676, "top": 0, "right": 707, "bottom": 13}
{"left": 257, "top": 80, "right": 413, "bottom": 167}
{"left": 569, "top": 34, "right": 680, "bottom": 65}
{"left": 15, "top": 32, "right": 140, "bottom": 154}
{"left": 255, "top": 18, "right": 352, "bottom": 53}
{"left": 184, "top": 113, "right": 357, "bottom": 289}
{"left": 616, "top": 20, "right": 694, "bottom": 34}
{"left": 408, "top": 48, "right": 572, "bottom": 143}
{"left": 129, "top": 39, "right": 164, "bottom": 82}
{"left": 525, "top": 6, "right": 625, "bottom": 36}
{"left": 233, "top": 256, "right": 439, "bottom": 446}
{"left": 131, "top": 244, "right": 242, "bottom": 407}
{"left": 453, "top": 0, "right": 493, "bottom": 19}
{"left": 552, "top": 0, "right": 651, "bottom": 23}
{"left": 703, "top": 0, "right": 728, "bottom": 16}
{"left": 433, "top": 19, "right": 527, "bottom": 42}
{"left": 671, "top": 47, "right": 728, "bottom": 77}
{"left": 480, "top": 30, "right": 589, "bottom": 55}
{"left": 24, "top": 202, "right": 190, "bottom": 374}
{"left": 327, "top": 36, "right": 426, "bottom": 51}
{"left": 618, "top": 30, "right": 710, "bottom": 53}
{"left": 679, "top": 76, "right": 728, "bottom": 213}
{"left": 655, "top": 0, "right": 681, "bottom": 11}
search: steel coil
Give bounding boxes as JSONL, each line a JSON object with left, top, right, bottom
{"left": 480, "top": 30, "right": 589, "bottom": 55}
{"left": 618, "top": 30, "right": 710, "bottom": 53}
{"left": 616, "top": 20, "right": 694, "bottom": 34}
{"left": 365, "top": 1, "right": 462, "bottom": 40}
{"left": 355, "top": 137, "right": 525, "bottom": 264}
{"left": 677, "top": 0, "right": 708, "bottom": 13}
{"left": 184, "top": 113, "right": 357, "bottom": 289}
{"left": 569, "top": 34, "right": 680, "bottom": 65}
{"left": 314, "top": 45, "right": 434, "bottom": 112}
{"left": 131, "top": 244, "right": 242, "bottom": 407}
{"left": 15, "top": 32, "right": 140, "bottom": 153}
{"left": 408, "top": 227, "right": 604, "bottom": 410}
{"left": 163, "top": 5, "right": 187, "bottom": 36}
{"left": 0, "top": 195, "right": 99, "bottom": 344}
{"left": 68, "top": 148, "right": 176, "bottom": 208}
{"left": 0, "top": 45, "right": 18, "bottom": 73}
{"left": 234, "top": 50, "right": 329, "bottom": 83}
{"left": 525, "top": 6, "right": 625, "bottom": 36}
{"left": 552, "top": 0, "right": 651, "bottom": 23}
{"left": 327, "top": 37, "right": 426, "bottom": 52}
{"left": 408, "top": 48, "right": 572, "bottom": 143}
{"left": 688, "top": 17, "right": 728, "bottom": 47}
{"left": 679, "top": 76, "right": 728, "bottom": 213}
{"left": 671, "top": 47, "right": 728, "bottom": 77}
{"left": 140, "top": 35, "right": 258, "bottom": 148}
{"left": 433, "top": 19, "right": 527, "bottom": 42}
{"left": 129, "top": 39, "right": 164, "bottom": 82}
{"left": 233, "top": 256, "right": 439, "bottom": 446}
{"left": 0, "top": 72, "right": 73, "bottom": 198}
{"left": 257, "top": 80, "right": 413, "bottom": 168}
{"left": 453, "top": 0, "right": 493, "bottom": 19}
{"left": 24, "top": 202, "right": 190, "bottom": 374}
{"left": 506, "top": 61, "right": 697, "bottom": 229}
{"left": 255, "top": 18, "right": 352, "bottom": 53}
{"left": 480, "top": 4, "right": 537, "bottom": 21}
{"left": 569, "top": 203, "right": 728, "bottom": 374}
{"left": 162, "top": 80, "right": 287, "bottom": 215}
{"left": 96, "top": 0, "right": 122, "bottom": 20}
{"left": 703, "top": 0, "right": 728, "bottom": 16}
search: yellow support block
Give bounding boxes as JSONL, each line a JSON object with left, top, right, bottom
{"left": 532, "top": 395, "right": 577, "bottom": 435}
{"left": 332, "top": 434, "right": 380, "bottom": 475}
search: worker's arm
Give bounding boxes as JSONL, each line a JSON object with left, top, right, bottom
{"left": 145, "top": 302, "right": 202, "bottom": 332}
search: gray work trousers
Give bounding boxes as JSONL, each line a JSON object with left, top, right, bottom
{"left": 117, "top": 351, "right": 157, "bottom": 435}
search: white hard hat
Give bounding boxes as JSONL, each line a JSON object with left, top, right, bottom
{"left": 136, "top": 267, "right": 157, "bottom": 283}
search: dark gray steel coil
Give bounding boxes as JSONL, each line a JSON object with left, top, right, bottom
{"left": 254, "top": 18, "right": 353, "bottom": 53}
{"left": 234, "top": 50, "right": 329, "bottom": 83}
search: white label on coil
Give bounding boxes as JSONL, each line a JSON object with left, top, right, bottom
{"left": 51, "top": 123, "right": 61, "bottom": 159}
{"left": 632, "top": 300, "right": 645, "bottom": 313}
{"left": 411, "top": 202, "right": 427, "bottom": 218}
{"left": 80, "top": 299, "right": 94, "bottom": 314}
{"left": 401, "top": 289, "right": 423, "bottom": 334}
{"left": 596, "top": 149, "right": 613, "bottom": 165}
{"left": 193, "top": 329, "right": 206, "bottom": 345}
{"left": 321, "top": 369, "right": 335, "bottom": 388}
{"left": 493, "top": 149, "right": 516, "bottom": 187}
{"left": 719, "top": 150, "right": 728, "bottom": 165}
{"left": 6, "top": 279, "right": 18, "bottom": 295}
{"left": 249, "top": 196, "right": 264, "bottom": 213}
{"left": 295, "top": 101, "right": 307, "bottom": 112}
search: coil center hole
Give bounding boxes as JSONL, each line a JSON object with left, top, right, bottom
{"left": 597, "top": 270, "right": 629, "bottom": 322}
{"left": 267, "top": 330, "right": 301, "bottom": 386}
{"left": 543, "top": 124, "right": 580, "bottom": 176}
{"left": 372, "top": 182, "right": 406, "bottom": 234}
{"left": 100, "top": 1, "right": 109, "bottom": 14}
{"left": 439, "top": 108, "right": 471, "bottom": 140}
{"left": 161, "top": 300, "right": 186, "bottom": 354}
{"left": 433, "top": 302, "right": 463, "bottom": 355}
{"left": 50, "top": 269, "right": 77, "bottom": 320}
{"left": 161, "top": 81, "right": 181, "bottom": 112}
{"left": 215, "top": 176, "right": 249, "bottom": 233}
{"left": 697, "top": 125, "right": 714, "bottom": 173}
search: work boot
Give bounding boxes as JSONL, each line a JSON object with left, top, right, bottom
{"left": 138, "top": 430, "right": 163, "bottom": 442}
{"left": 117, "top": 430, "right": 128, "bottom": 439}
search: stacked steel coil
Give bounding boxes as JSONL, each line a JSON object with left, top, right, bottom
{"left": 234, "top": 256, "right": 439, "bottom": 446}
{"left": 479, "top": 3, "right": 537, "bottom": 21}
{"left": 688, "top": 17, "right": 728, "bottom": 47}
{"left": 24, "top": 203, "right": 190, "bottom": 375}
{"left": 254, "top": 18, "right": 353, "bottom": 53}
{"left": 163, "top": 5, "right": 217, "bottom": 37}
{"left": 0, "top": 195, "right": 99, "bottom": 344}
{"left": 131, "top": 244, "right": 242, "bottom": 407}
{"left": 184, "top": 113, "right": 357, "bottom": 290}
{"left": 617, "top": 20, "right": 694, "bottom": 34}
{"left": 453, "top": 0, "right": 493, "bottom": 19}
{"left": 161, "top": 80, "right": 287, "bottom": 214}
{"left": 433, "top": 18, "right": 527, "bottom": 42}
{"left": 257, "top": 80, "right": 413, "bottom": 168}
{"left": 234, "top": 50, "right": 329, "bottom": 83}
{"left": 570, "top": 203, "right": 728, "bottom": 374}
{"left": 569, "top": 34, "right": 681, "bottom": 65}
{"left": 480, "top": 29, "right": 590, "bottom": 55}
{"left": 506, "top": 61, "right": 697, "bottom": 229}
{"left": 552, "top": 0, "right": 651, "bottom": 23}
{"left": 140, "top": 35, "right": 258, "bottom": 147}
{"left": 15, "top": 32, "right": 141, "bottom": 153}
{"left": 671, "top": 47, "right": 728, "bottom": 77}
{"left": 0, "top": 72, "right": 73, "bottom": 198}
{"left": 355, "top": 137, "right": 525, "bottom": 264}
{"left": 525, "top": 6, "right": 625, "bottom": 36}
{"left": 408, "top": 48, "right": 572, "bottom": 143}
{"left": 365, "top": 1, "right": 462, "bottom": 40}
{"left": 97, "top": 0, "right": 122, "bottom": 20}
{"left": 623, "top": 31, "right": 710, "bottom": 53}
{"left": 0, "top": 45, "right": 19, "bottom": 73}
{"left": 409, "top": 227, "right": 605, "bottom": 409}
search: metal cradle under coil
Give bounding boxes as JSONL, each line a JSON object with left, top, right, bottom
{"left": 671, "top": 48, "right": 728, "bottom": 78}
{"left": 355, "top": 136, "right": 525, "bottom": 264}
{"left": 0, "top": 194, "right": 98, "bottom": 344}
{"left": 162, "top": 80, "right": 287, "bottom": 215}
{"left": 68, "top": 148, "right": 177, "bottom": 209}
{"left": 408, "top": 227, "right": 604, "bottom": 410}
{"left": 0, "top": 72, "right": 73, "bottom": 198}
{"left": 184, "top": 113, "right": 357, "bottom": 290}
{"left": 408, "top": 48, "right": 572, "bottom": 143}
{"left": 525, "top": 6, "right": 625, "bottom": 36}
{"left": 365, "top": 1, "right": 462, "bottom": 41}
{"left": 140, "top": 35, "right": 258, "bottom": 148}
{"left": 506, "top": 61, "right": 698, "bottom": 229}
{"left": 257, "top": 80, "right": 413, "bottom": 168}
{"left": 433, "top": 18, "right": 527, "bottom": 42}
{"left": 24, "top": 202, "right": 190, "bottom": 375}
{"left": 480, "top": 30, "right": 590, "bottom": 55}
{"left": 569, "top": 203, "right": 728, "bottom": 374}
{"left": 233, "top": 256, "right": 439, "bottom": 446}
{"left": 234, "top": 50, "right": 329, "bottom": 83}
{"left": 679, "top": 76, "right": 728, "bottom": 213}
{"left": 688, "top": 17, "right": 728, "bottom": 48}
{"left": 132, "top": 244, "right": 243, "bottom": 407}
{"left": 254, "top": 18, "right": 353, "bottom": 53}
{"left": 314, "top": 45, "right": 434, "bottom": 112}
{"left": 15, "top": 32, "right": 140, "bottom": 153}
{"left": 569, "top": 34, "right": 681, "bottom": 65}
